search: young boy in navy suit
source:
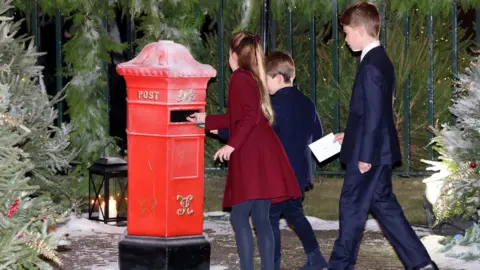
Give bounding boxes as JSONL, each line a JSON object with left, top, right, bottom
{"left": 329, "top": 2, "right": 437, "bottom": 270}
{"left": 213, "top": 51, "right": 328, "bottom": 270}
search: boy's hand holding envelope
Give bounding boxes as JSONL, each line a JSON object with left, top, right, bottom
{"left": 310, "top": 132, "right": 371, "bottom": 174}
{"left": 308, "top": 133, "right": 342, "bottom": 164}
{"left": 333, "top": 132, "right": 344, "bottom": 144}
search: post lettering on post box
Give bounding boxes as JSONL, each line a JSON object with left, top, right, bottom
{"left": 138, "top": 90, "right": 160, "bottom": 100}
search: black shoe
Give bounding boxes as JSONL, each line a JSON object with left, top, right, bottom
{"left": 412, "top": 261, "right": 439, "bottom": 270}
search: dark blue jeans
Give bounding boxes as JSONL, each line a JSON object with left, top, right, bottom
{"left": 270, "top": 198, "right": 320, "bottom": 269}
{"left": 231, "top": 199, "right": 274, "bottom": 270}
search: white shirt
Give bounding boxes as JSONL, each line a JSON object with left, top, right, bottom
{"left": 360, "top": 40, "right": 381, "bottom": 61}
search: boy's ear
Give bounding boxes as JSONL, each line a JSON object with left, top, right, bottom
{"left": 275, "top": 74, "right": 284, "bottom": 83}
{"left": 359, "top": 26, "right": 368, "bottom": 37}
{"left": 357, "top": 26, "right": 364, "bottom": 37}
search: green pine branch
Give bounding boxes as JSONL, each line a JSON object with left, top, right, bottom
{"left": 0, "top": 0, "right": 78, "bottom": 267}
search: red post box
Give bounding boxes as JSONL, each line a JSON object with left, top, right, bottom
{"left": 116, "top": 40, "right": 216, "bottom": 270}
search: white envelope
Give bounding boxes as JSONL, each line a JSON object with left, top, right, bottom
{"left": 308, "top": 133, "right": 341, "bottom": 163}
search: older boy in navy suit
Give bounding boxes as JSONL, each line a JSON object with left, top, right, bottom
{"left": 214, "top": 51, "right": 328, "bottom": 270}
{"left": 329, "top": 3, "right": 437, "bottom": 270}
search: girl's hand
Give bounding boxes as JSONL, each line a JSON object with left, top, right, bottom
{"left": 214, "top": 145, "right": 235, "bottom": 162}
{"left": 186, "top": 112, "right": 206, "bottom": 124}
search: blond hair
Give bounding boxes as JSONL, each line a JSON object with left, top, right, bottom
{"left": 230, "top": 31, "right": 274, "bottom": 125}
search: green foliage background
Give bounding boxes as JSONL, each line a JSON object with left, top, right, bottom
{"left": 0, "top": 0, "right": 74, "bottom": 267}
{"left": 199, "top": 1, "right": 473, "bottom": 169}
{"left": 11, "top": 0, "right": 480, "bottom": 170}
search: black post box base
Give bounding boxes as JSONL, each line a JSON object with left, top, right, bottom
{"left": 118, "top": 233, "right": 211, "bottom": 270}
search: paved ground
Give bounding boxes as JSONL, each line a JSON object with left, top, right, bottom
{"left": 207, "top": 227, "right": 404, "bottom": 270}
{"left": 51, "top": 233, "right": 119, "bottom": 270}
{"left": 48, "top": 220, "right": 429, "bottom": 270}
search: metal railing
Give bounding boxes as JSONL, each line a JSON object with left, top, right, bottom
{"left": 209, "top": 0, "right": 476, "bottom": 176}
{"left": 23, "top": 0, "right": 479, "bottom": 177}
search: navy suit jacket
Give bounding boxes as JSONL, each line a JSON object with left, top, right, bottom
{"left": 218, "top": 86, "right": 323, "bottom": 191}
{"left": 340, "top": 46, "right": 401, "bottom": 166}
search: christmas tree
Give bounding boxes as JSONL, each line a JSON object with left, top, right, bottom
{"left": 0, "top": 0, "right": 75, "bottom": 267}
{"left": 421, "top": 55, "right": 480, "bottom": 224}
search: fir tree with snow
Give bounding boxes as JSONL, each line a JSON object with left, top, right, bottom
{"left": 0, "top": 0, "right": 77, "bottom": 267}
{"left": 438, "top": 223, "right": 480, "bottom": 262}
{"left": 421, "top": 55, "right": 480, "bottom": 262}
{"left": 422, "top": 55, "right": 480, "bottom": 223}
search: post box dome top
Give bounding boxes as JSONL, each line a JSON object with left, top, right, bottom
{"left": 116, "top": 40, "right": 216, "bottom": 78}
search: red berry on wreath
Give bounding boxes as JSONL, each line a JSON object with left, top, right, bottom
{"left": 470, "top": 161, "right": 476, "bottom": 169}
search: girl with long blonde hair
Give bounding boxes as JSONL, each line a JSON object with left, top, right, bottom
{"left": 188, "top": 31, "right": 301, "bottom": 269}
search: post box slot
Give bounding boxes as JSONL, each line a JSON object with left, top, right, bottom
{"left": 170, "top": 110, "right": 200, "bottom": 123}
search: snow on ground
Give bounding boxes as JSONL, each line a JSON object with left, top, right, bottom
{"left": 204, "top": 211, "right": 227, "bottom": 217}
{"left": 422, "top": 235, "right": 479, "bottom": 270}
{"left": 54, "top": 211, "right": 433, "bottom": 246}
{"left": 209, "top": 266, "right": 228, "bottom": 270}
{"left": 55, "top": 213, "right": 126, "bottom": 237}
{"left": 55, "top": 212, "right": 478, "bottom": 270}
{"left": 204, "top": 211, "right": 429, "bottom": 235}
{"left": 204, "top": 220, "right": 233, "bottom": 235}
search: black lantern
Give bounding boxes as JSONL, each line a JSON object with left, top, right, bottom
{"left": 88, "top": 155, "right": 128, "bottom": 225}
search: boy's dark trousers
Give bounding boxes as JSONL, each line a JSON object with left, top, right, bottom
{"left": 328, "top": 164, "right": 431, "bottom": 269}
{"left": 269, "top": 197, "right": 328, "bottom": 270}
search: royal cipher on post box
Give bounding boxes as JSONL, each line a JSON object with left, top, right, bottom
{"left": 116, "top": 40, "right": 216, "bottom": 270}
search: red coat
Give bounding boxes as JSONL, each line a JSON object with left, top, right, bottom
{"left": 205, "top": 69, "right": 302, "bottom": 208}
